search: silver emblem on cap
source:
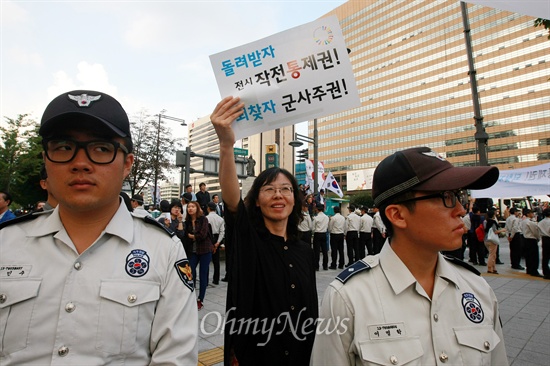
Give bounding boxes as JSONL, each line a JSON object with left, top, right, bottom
{"left": 68, "top": 93, "right": 101, "bottom": 107}
{"left": 422, "top": 150, "right": 446, "bottom": 161}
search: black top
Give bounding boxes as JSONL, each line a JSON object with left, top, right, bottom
{"left": 224, "top": 200, "right": 318, "bottom": 366}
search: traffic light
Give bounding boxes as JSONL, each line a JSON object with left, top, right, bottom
{"left": 297, "top": 148, "right": 309, "bottom": 162}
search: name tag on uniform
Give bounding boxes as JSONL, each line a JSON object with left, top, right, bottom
{"left": 368, "top": 323, "right": 405, "bottom": 339}
{"left": 0, "top": 265, "right": 32, "bottom": 278}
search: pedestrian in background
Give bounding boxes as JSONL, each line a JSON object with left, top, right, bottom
{"left": 344, "top": 204, "right": 361, "bottom": 266}
{"left": 313, "top": 203, "right": 330, "bottom": 271}
{"left": 0, "top": 190, "right": 16, "bottom": 224}
{"left": 298, "top": 199, "right": 313, "bottom": 245}
{"left": 328, "top": 205, "right": 345, "bottom": 269}
{"left": 537, "top": 208, "right": 550, "bottom": 280}
{"left": 522, "top": 208, "right": 542, "bottom": 277}
{"left": 211, "top": 96, "right": 318, "bottom": 365}
{"left": 196, "top": 182, "right": 210, "bottom": 213}
{"left": 484, "top": 209, "right": 506, "bottom": 274}
{"left": 183, "top": 201, "right": 213, "bottom": 310}
{"left": 206, "top": 201, "right": 225, "bottom": 285}
{"left": 359, "top": 206, "right": 373, "bottom": 256}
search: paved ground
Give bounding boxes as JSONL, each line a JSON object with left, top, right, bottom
{"left": 196, "top": 240, "right": 549, "bottom": 366}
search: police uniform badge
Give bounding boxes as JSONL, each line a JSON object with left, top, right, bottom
{"left": 462, "top": 292, "right": 484, "bottom": 323}
{"left": 174, "top": 259, "right": 194, "bottom": 291}
{"left": 125, "top": 249, "right": 150, "bottom": 277}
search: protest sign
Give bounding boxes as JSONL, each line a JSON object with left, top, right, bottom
{"left": 210, "top": 15, "right": 360, "bottom": 140}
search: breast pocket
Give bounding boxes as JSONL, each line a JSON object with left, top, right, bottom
{"left": 0, "top": 279, "right": 42, "bottom": 355}
{"left": 358, "top": 337, "right": 424, "bottom": 365}
{"left": 95, "top": 280, "right": 160, "bottom": 356}
{"left": 454, "top": 325, "right": 501, "bottom": 366}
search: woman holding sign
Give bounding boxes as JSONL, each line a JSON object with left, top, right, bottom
{"left": 211, "top": 96, "right": 318, "bottom": 366}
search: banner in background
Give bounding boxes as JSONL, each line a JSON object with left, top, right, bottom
{"left": 471, "top": 163, "right": 550, "bottom": 198}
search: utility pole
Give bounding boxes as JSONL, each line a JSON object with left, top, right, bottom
{"left": 461, "top": 1, "right": 489, "bottom": 166}
{"left": 153, "top": 111, "right": 186, "bottom": 207}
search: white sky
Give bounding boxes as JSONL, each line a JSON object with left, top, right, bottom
{"left": 0, "top": 0, "right": 346, "bottom": 142}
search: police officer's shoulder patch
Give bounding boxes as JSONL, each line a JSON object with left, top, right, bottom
{"left": 0, "top": 211, "right": 41, "bottom": 230}
{"left": 143, "top": 216, "right": 175, "bottom": 237}
{"left": 444, "top": 255, "right": 481, "bottom": 276}
{"left": 336, "top": 260, "right": 371, "bottom": 284}
{"left": 174, "top": 259, "right": 194, "bottom": 291}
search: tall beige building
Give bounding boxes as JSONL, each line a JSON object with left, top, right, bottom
{"left": 187, "top": 116, "right": 295, "bottom": 195}
{"left": 312, "top": 0, "right": 550, "bottom": 191}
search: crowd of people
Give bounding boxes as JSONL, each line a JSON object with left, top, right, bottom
{"left": 2, "top": 90, "right": 548, "bottom": 365}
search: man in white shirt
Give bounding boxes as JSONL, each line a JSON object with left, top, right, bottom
{"left": 328, "top": 206, "right": 346, "bottom": 269}
{"left": 207, "top": 202, "right": 225, "bottom": 285}
{"left": 345, "top": 204, "right": 362, "bottom": 266}
{"left": 505, "top": 207, "right": 524, "bottom": 270}
{"left": 372, "top": 207, "right": 387, "bottom": 254}
{"left": 311, "top": 146, "right": 507, "bottom": 366}
{"left": 359, "top": 206, "right": 374, "bottom": 256}
{"left": 130, "top": 194, "right": 151, "bottom": 218}
{"left": 0, "top": 90, "right": 198, "bottom": 365}
{"left": 521, "top": 208, "right": 542, "bottom": 277}
{"left": 298, "top": 200, "right": 313, "bottom": 245}
{"left": 313, "top": 203, "right": 330, "bottom": 270}
{"left": 537, "top": 208, "right": 550, "bottom": 280}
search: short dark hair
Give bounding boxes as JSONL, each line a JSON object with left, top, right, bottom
{"left": 0, "top": 191, "right": 12, "bottom": 205}
{"left": 333, "top": 206, "right": 341, "bottom": 214}
{"left": 379, "top": 190, "right": 417, "bottom": 238}
{"left": 199, "top": 182, "right": 206, "bottom": 188}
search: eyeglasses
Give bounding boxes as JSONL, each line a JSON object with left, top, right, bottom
{"left": 260, "top": 186, "right": 294, "bottom": 196}
{"left": 43, "top": 139, "right": 129, "bottom": 164}
{"left": 393, "top": 190, "right": 468, "bottom": 209}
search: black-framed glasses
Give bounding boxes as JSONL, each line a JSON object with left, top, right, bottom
{"left": 393, "top": 190, "right": 468, "bottom": 209}
{"left": 43, "top": 139, "right": 129, "bottom": 164}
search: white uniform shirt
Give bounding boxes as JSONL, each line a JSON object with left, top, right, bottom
{"left": 360, "top": 214, "right": 373, "bottom": 234}
{"left": 373, "top": 211, "right": 386, "bottom": 234}
{"left": 538, "top": 217, "right": 550, "bottom": 237}
{"left": 207, "top": 211, "right": 225, "bottom": 243}
{"left": 298, "top": 211, "right": 313, "bottom": 232}
{"left": 505, "top": 215, "right": 521, "bottom": 237}
{"left": 328, "top": 213, "right": 346, "bottom": 234}
{"left": 311, "top": 244, "right": 508, "bottom": 366}
{"left": 0, "top": 202, "right": 198, "bottom": 365}
{"left": 313, "top": 211, "right": 330, "bottom": 233}
{"left": 521, "top": 217, "right": 541, "bottom": 240}
{"left": 345, "top": 212, "right": 361, "bottom": 234}
{"left": 132, "top": 204, "right": 151, "bottom": 218}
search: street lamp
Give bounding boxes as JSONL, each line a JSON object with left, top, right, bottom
{"left": 289, "top": 118, "right": 319, "bottom": 195}
{"left": 153, "top": 111, "right": 186, "bottom": 208}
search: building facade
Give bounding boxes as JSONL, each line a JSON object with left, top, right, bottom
{"left": 187, "top": 116, "right": 296, "bottom": 196}
{"left": 312, "top": 0, "right": 549, "bottom": 192}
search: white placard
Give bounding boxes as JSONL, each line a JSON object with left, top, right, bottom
{"left": 210, "top": 15, "right": 360, "bottom": 140}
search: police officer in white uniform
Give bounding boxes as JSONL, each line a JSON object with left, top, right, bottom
{"left": 0, "top": 90, "right": 198, "bottom": 365}
{"left": 311, "top": 147, "right": 508, "bottom": 366}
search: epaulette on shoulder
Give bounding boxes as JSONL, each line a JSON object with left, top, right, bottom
{"left": 143, "top": 216, "right": 176, "bottom": 237}
{"left": 444, "top": 255, "right": 481, "bottom": 276}
{"left": 336, "top": 260, "right": 372, "bottom": 284}
{"left": 0, "top": 211, "right": 40, "bottom": 230}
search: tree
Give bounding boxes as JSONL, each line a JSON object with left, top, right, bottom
{"left": 534, "top": 18, "right": 550, "bottom": 40}
{"left": 126, "top": 109, "right": 178, "bottom": 200}
{"left": 349, "top": 191, "right": 374, "bottom": 209}
{"left": 0, "top": 115, "right": 45, "bottom": 208}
